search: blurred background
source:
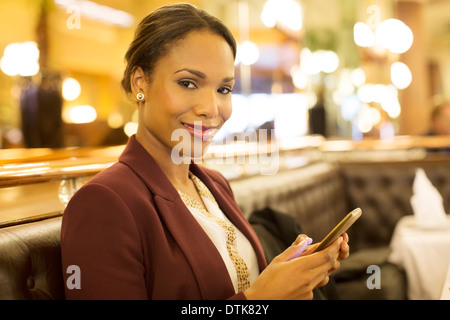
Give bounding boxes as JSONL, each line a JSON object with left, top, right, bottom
{"left": 0, "top": 0, "right": 449, "bottom": 149}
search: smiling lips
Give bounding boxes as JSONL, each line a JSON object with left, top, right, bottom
{"left": 182, "top": 122, "right": 218, "bottom": 141}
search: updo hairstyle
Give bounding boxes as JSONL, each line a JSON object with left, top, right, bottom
{"left": 121, "top": 3, "right": 237, "bottom": 94}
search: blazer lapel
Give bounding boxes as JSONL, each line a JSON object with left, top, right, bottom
{"left": 190, "top": 165, "right": 268, "bottom": 271}
{"left": 153, "top": 196, "right": 238, "bottom": 299}
{"left": 119, "top": 137, "right": 236, "bottom": 298}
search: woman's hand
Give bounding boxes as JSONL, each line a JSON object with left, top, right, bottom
{"left": 305, "top": 232, "right": 350, "bottom": 288}
{"left": 337, "top": 232, "right": 350, "bottom": 261}
{"left": 302, "top": 232, "right": 350, "bottom": 265}
{"left": 244, "top": 233, "right": 349, "bottom": 300}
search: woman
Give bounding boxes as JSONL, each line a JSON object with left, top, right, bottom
{"left": 61, "top": 3, "right": 349, "bottom": 300}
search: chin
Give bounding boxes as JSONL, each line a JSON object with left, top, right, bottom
{"left": 189, "top": 138, "right": 211, "bottom": 159}
{"left": 170, "top": 137, "right": 211, "bottom": 165}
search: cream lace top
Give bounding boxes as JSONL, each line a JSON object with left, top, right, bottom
{"left": 177, "top": 172, "right": 259, "bottom": 293}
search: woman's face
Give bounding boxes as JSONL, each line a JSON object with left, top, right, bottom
{"left": 134, "top": 30, "right": 235, "bottom": 159}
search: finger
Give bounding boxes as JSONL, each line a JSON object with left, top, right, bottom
{"left": 341, "top": 232, "right": 349, "bottom": 243}
{"left": 340, "top": 237, "right": 349, "bottom": 250}
{"left": 333, "top": 236, "right": 344, "bottom": 249}
{"left": 292, "top": 245, "right": 341, "bottom": 289}
{"left": 322, "top": 239, "right": 342, "bottom": 272}
{"left": 278, "top": 238, "right": 312, "bottom": 262}
{"left": 306, "top": 263, "right": 333, "bottom": 289}
{"left": 291, "top": 234, "right": 310, "bottom": 246}
{"left": 314, "top": 238, "right": 342, "bottom": 268}
{"left": 339, "top": 240, "right": 350, "bottom": 260}
{"left": 300, "top": 242, "right": 318, "bottom": 256}
{"left": 316, "top": 275, "right": 330, "bottom": 288}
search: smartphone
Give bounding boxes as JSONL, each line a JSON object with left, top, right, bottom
{"left": 312, "top": 208, "right": 362, "bottom": 253}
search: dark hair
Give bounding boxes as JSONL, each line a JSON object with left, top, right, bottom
{"left": 121, "top": 3, "right": 237, "bottom": 94}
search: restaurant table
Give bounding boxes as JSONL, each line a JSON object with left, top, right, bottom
{"left": 388, "top": 214, "right": 450, "bottom": 300}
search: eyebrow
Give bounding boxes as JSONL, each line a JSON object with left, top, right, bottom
{"left": 174, "top": 68, "right": 235, "bottom": 83}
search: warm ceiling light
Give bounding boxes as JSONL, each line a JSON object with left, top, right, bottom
{"left": 391, "top": 62, "right": 412, "bottom": 90}
{"left": 0, "top": 42, "right": 40, "bottom": 76}
{"left": 375, "top": 19, "right": 413, "bottom": 54}
{"left": 261, "top": 0, "right": 303, "bottom": 32}
{"left": 63, "top": 105, "right": 97, "bottom": 124}
{"left": 62, "top": 77, "right": 81, "bottom": 101}
{"left": 353, "top": 22, "right": 375, "bottom": 47}
{"left": 236, "top": 41, "right": 260, "bottom": 66}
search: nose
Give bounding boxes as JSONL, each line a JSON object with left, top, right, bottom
{"left": 194, "top": 89, "right": 219, "bottom": 119}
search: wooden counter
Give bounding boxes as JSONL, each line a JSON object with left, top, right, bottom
{"left": 0, "top": 135, "right": 449, "bottom": 227}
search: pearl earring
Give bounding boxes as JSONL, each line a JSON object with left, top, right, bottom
{"left": 136, "top": 93, "right": 145, "bottom": 101}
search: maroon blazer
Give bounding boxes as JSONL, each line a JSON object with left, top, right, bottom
{"left": 61, "top": 136, "right": 267, "bottom": 300}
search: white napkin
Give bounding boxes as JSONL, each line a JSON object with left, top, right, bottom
{"left": 410, "top": 168, "right": 447, "bottom": 228}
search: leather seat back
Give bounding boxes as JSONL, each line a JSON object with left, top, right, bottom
{"left": 0, "top": 217, "right": 64, "bottom": 300}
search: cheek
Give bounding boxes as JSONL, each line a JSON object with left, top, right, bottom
{"left": 145, "top": 88, "right": 183, "bottom": 124}
{"left": 220, "top": 100, "right": 233, "bottom": 123}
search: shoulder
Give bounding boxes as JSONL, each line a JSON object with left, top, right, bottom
{"left": 64, "top": 161, "right": 154, "bottom": 217}
{"left": 62, "top": 161, "right": 159, "bottom": 242}
{"left": 88, "top": 161, "right": 141, "bottom": 186}
{"left": 83, "top": 161, "right": 149, "bottom": 198}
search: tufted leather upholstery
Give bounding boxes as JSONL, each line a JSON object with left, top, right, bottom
{"left": 231, "top": 160, "right": 450, "bottom": 252}
{"left": 230, "top": 162, "right": 349, "bottom": 242}
{"left": 0, "top": 217, "right": 64, "bottom": 300}
{"left": 340, "top": 161, "right": 450, "bottom": 251}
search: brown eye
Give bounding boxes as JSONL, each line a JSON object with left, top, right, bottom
{"left": 218, "top": 87, "right": 233, "bottom": 94}
{"left": 179, "top": 80, "right": 196, "bottom": 89}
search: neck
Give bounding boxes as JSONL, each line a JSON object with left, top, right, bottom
{"left": 135, "top": 128, "right": 191, "bottom": 187}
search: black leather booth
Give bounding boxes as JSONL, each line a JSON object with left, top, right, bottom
{"left": 0, "top": 217, "right": 63, "bottom": 299}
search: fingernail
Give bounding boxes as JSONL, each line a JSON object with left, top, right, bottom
{"left": 289, "top": 239, "right": 308, "bottom": 260}
{"left": 289, "top": 237, "right": 313, "bottom": 261}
